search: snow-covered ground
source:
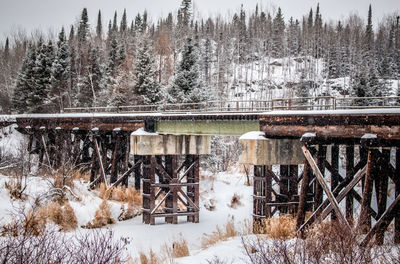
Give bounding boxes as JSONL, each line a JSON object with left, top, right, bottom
{"left": 0, "top": 126, "right": 254, "bottom": 262}
{"left": 0, "top": 169, "right": 253, "bottom": 263}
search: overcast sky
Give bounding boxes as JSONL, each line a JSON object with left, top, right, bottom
{"left": 0, "top": 0, "right": 399, "bottom": 42}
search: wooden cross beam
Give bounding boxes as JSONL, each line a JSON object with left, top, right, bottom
{"left": 110, "top": 159, "right": 143, "bottom": 188}
{"left": 94, "top": 137, "right": 108, "bottom": 187}
{"left": 298, "top": 164, "right": 369, "bottom": 233}
{"left": 302, "top": 145, "right": 351, "bottom": 232}
{"left": 361, "top": 193, "right": 400, "bottom": 246}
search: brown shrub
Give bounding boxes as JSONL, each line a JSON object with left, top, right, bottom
{"left": 23, "top": 209, "right": 47, "bottom": 236}
{"left": 61, "top": 202, "right": 78, "bottom": 231}
{"left": 98, "top": 183, "right": 112, "bottom": 200}
{"left": 162, "top": 235, "right": 190, "bottom": 260}
{"left": 139, "top": 249, "right": 160, "bottom": 264}
{"left": 53, "top": 172, "right": 74, "bottom": 189}
{"left": 5, "top": 179, "right": 26, "bottom": 200}
{"left": 118, "top": 203, "right": 142, "bottom": 221}
{"left": 201, "top": 219, "right": 237, "bottom": 249}
{"left": 255, "top": 215, "right": 296, "bottom": 240}
{"left": 72, "top": 169, "right": 90, "bottom": 182}
{"left": 30, "top": 201, "right": 78, "bottom": 232}
{"left": 83, "top": 200, "right": 115, "bottom": 229}
{"left": 228, "top": 193, "right": 242, "bottom": 209}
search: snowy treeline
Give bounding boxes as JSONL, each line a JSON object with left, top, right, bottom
{"left": 0, "top": 1, "right": 399, "bottom": 113}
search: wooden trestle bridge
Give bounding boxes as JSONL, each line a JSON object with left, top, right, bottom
{"left": 1, "top": 96, "right": 400, "bottom": 245}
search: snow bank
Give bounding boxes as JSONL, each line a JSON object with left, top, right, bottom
{"left": 0, "top": 125, "right": 26, "bottom": 157}
{"left": 239, "top": 131, "right": 267, "bottom": 140}
{"left": 130, "top": 127, "right": 159, "bottom": 136}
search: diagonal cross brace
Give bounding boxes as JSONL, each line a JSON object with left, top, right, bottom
{"left": 302, "top": 145, "right": 351, "bottom": 232}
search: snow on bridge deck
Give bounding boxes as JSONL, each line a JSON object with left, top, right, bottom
{"left": 3, "top": 108, "right": 400, "bottom": 138}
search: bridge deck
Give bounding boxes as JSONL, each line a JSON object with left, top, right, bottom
{"left": 2, "top": 108, "right": 399, "bottom": 139}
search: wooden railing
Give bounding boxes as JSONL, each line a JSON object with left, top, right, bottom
{"left": 63, "top": 96, "right": 400, "bottom": 113}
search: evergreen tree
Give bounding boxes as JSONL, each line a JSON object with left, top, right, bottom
{"left": 96, "top": 10, "right": 103, "bottom": 41}
{"left": 120, "top": 9, "right": 127, "bottom": 33}
{"left": 112, "top": 11, "right": 118, "bottom": 32}
{"left": 77, "top": 45, "right": 104, "bottom": 106}
{"left": 272, "top": 7, "right": 285, "bottom": 58}
{"left": 4, "top": 38, "right": 9, "bottom": 61}
{"left": 77, "top": 8, "right": 89, "bottom": 44}
{"left": 30, "top": 39, "right": 54, "bottom": 112}
{"left": 168, "top": 37, "right": 209, "bottom": 104}
{"left": 51, "top": 27, "right": 71, "bottom": 111}
{"left": 365, "top": 5, "right": 374, "bottom": 50}
{"left": 12, "top": 44, "right": 36, "bottom": 112}
{"left": 134, "top": 37, "right": 161, "bottom": 104}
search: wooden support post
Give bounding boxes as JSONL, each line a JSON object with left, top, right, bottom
{"left": 134, "top": 155, "right": 142, "bottom": 190}
{"left": 165, "top": 155, "right": 176, "bottom": 224}
{"left": 331, "top": 145, "right": 339, "bottom": 220}
{"left": 265, "top": 166, "right": 273, "bottom": 218}
{"left": 375, "top": 148, "right": 390, "bottom": 245}
{"left": 296, "top": 160, "right": 311, "bottom": 234}
{"left": 110, "top": 134, "right": 121, "bottom": 184}
{"left": 253, "top": 165, "right": 267, "bottom": 231}
{"left": 361, "top": 193, "right": 400, "bottom": 247}
{"left": 346, "top": 145, "right": 354, "bottom": 224}
{"left": 280, "top": 165, "right": 289, "bottom": 214}
{"left": 358, "top": 149, "right": 376, "bottom": 233}
{"left": 315, "top": 145, "right": 326, "bottom": 210}
{"left": 142, "top": 155, "right": 152, "bottom": 224}
{"left": 193, "top": 155, "right": 200, "bottom": 223}
{"left": 187, "top": 155, "right": 195, "bottom": 222}
{"left": 396, "top": 148, "right": 400, "bottom": 244}
{"left": 302, "top": 145, "right": 351, "bottom": 232}
{"left": 94, "top": 137, "right": 108, "bottom": 187}
{"left": 289, "top": 165, "right": 298, "bottom": 214}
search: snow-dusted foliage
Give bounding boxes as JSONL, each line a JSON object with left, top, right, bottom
{"left": 2, "top": 1, "right": 399, "bottom": 114}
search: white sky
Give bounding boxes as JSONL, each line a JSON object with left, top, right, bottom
{"left": 0, "top": 0, "right": 399, "bottom": 43}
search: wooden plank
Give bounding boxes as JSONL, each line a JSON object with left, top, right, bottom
{"left": 376, "top": 149, "right": 390, "bottom": 245}
{"left": 296, "top": 160, "right": 311, "bottom": 233}
{"left": 94, "top": 137, "right": 108, "bottom": 187}
{"left": 358, "top": 149, "right": 376, "bottom": 233}
{"left": 302, "top": 145, "right": 351, "bottom": 232}
{"left": 319, "top": 165, "right": 367, "bottom": 221}
{"left": 346, "top": 145, "right": 354, "bottom": 223}
{"left": 361, "top": 193, "right": 400, "bottom": 246}
{"left": 110, "top": 135, "right": 121, "bottom": 183}
{"left": 151, "top": 191, "right": 171, "bottom": 215}
{"left": 331, "top": 145, "right": 339, "bottom": 220}
{"left": 110, "top": 159, "right": 142, "bottom": 187}
{"left": 396, "top": 148, "right": 400, "bottom": 244}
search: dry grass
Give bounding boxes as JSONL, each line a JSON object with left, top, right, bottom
{"left": 139, "top": 249, "right": 160, "bottom": 264}
{"left": 53, "top": 172, "right": 74, "bottom": 189}
{"left": 35, "top": 201, "right": 78, "bottom": 232}
{"left": 162, "top": 235, "right": 190, "bottom": 260}
{"left": 201, "top": 219, "right": 237, "bottom": 249}
{"left": 260, "top": 215, "right": 297, "bottom": 240}
{"left": 99, "top": 184, "right": 142, "bottom": 206}
{"left": 5, "top": 179, "right": 26, "bottom": 200}
{"left": 4, "top": 201, "right": 78, "bottom": 236}
{"left": 228, "top": 193, "right": 242, "bottom": 209}
{"left": 83, "top": 200, "right": 115, "bottom": 229}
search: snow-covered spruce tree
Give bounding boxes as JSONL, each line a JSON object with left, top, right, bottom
{"left": 77, "top": 8, "right": 89, "bottom": 45}
{"left": 77, "top": 45, "right": 104, "bottom": 107}
{"left": 50, "top": 27, "right": 70, "bottom": 111}
{"left": 31, "top": 39, "right": 54, "bottom": 113}
{"left": 134, "top": 36, "right": 162, "bottom": 105}
{"left": 168, "top": 37, "right": 210, "bottom": 105}
{"left": 272, "top": 7, "right": 285, "bottom": 58}
{"left": 108, "top": 33, "right": 125, "bottom": 77}
{"left": 12, "top": 44, "right": 36, "bottom": 113}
